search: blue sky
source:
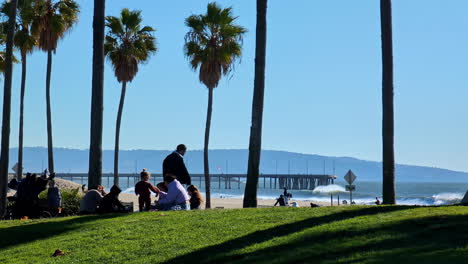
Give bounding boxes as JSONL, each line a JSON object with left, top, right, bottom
{"left": 1, "top": 0, "right": 468, "bottom": 172}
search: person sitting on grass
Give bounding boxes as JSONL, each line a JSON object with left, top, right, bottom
{"left": 80, "top": 186, "right": 105, "bottom": 214}
{"left": 157, "top": 174, "right": 190, "bottom": 211}
{"left": 274, "top": 195, "right": 286, "bottom": 207}
{"left": 156, "top": 182, "right": 168, "bottom": 193}
{"left": 187, "top": 185, "right": 203, "bottom": 210}
{"left": 47, "top": 180, "right": 62, "bottom": 215}
{"left": 135, "top": 169, "right": 159, "bottom": 212}
{"left": 98, "top": 185, "right": 127, "bottom": 214}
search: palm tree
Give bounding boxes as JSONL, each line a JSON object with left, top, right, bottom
{"left": 0, "top": 0, "right": 18, "bottom": 218}
{"left": 184, "top": 2, "right": 246, "bottom": 209}
{"left": 243, "top": 0, "right": 268, "bottom": 208}
{"left": 380, "top": 0, "right": 396, "bottom": 204}
{"left": 88, "top": 0, "right": 106, "bottom": 190}
{"left": 1, "top": 0, "right": 37, "bottom": 180}
{"left": 31, "top": 0, "right": 79, "bottom": 174}
{"left": 105, "top": 8, "right": 157, "bottom": 186}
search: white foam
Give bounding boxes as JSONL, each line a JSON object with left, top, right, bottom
{"left": 313, "top": 184, "right": 346, "bottom": 194}
{"left": 123, "top": 187, "right": 135, "bottom": 194}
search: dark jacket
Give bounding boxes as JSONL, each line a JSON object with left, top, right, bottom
{"left": 163, "top": 152, "right": 191, "bottom": 185}
{"left": 47, "top": 187, "right": 62, "bottom": 208}
{"left": 98, "top": 185, "right": 125, "bottom": 213}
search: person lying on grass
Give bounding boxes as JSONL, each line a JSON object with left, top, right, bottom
{"left": 135, "top": 169, "right": 159, "bottom": 212}
{"left": 157, "top": 174, "right": 190, "bottom": 211}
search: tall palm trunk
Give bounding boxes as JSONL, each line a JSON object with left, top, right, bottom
{"left": 88, "top": 0, "right": 106, "bottom": 189}
{"left": 114, "top": 81, "right": 127, "bottom": 187}
{"left": 0, "top": 0, "right": 18, "bottom": 218}
{"left": 380, "top": 0, "right": 396, "bottom": 204}
{"left": 46, "top": 50, "right": 54, "bottom": 173}
{"left": 17, "top": 52, "right": 27, "bottom": 180}
{"left": 204, "top": 87, "right": 213, "bottom": 209}
{"left": 244, "top": 0, "right": 268, "bottom": 208}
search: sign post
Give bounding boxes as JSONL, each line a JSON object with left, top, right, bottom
{"left": 344, "top": 170, "right": 357, "bottom": 204}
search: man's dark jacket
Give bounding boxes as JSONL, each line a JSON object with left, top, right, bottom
{"left": 162, "top": 152, "right": 191, "bottom": 185}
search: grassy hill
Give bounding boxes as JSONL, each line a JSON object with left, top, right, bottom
{"left": 0, "top": 206, "right": 467, "bottom": 263}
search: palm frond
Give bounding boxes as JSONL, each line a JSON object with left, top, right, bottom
{"left": 32, "top": 0, "right": 80, "bottom": 52}
{"left": 105, "top": 8, "right": 157, "bottom": 83}
{"left": 183, "top": 2, "right": 246, "bottom": 89}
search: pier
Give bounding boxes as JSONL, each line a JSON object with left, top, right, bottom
{"left": 55, "top": 173, "right": 336, "bottom": 190}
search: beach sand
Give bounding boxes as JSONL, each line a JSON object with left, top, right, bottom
{"left": 119, "top": 193, "right": 328, "bottom": 211}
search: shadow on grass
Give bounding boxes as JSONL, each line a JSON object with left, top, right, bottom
{"left": 241, "top": 214, "right": 468, "bottom": 264}
{"left": 0, "top": 213, "right": 127, "bottom": 250}
{"left": 164, "top": 206, "right": 418, "bottom": 264}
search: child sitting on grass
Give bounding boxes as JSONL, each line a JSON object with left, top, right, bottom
{"left": 135, "top": 169, "right": 159, "bottom": 211}
{"left": 187, "top": 185, "right": 203, "bottom": 210}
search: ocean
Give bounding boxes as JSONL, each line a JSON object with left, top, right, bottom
{"left": 66, "top": 176, "right": 468, "bottom": 206}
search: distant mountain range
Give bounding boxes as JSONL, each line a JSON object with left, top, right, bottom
{"left": 6, "top": 147, "right": 468, "bottom": 182}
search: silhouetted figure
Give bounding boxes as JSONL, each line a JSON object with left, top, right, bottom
{"left": 162, "top": 144, "right": 191, "bottom": 185}
{"left": 274, "top": 195, "right": 286, "bottom": 207}
{"left": 375, "top": 197, "right": 381, "bottom": 205}
{"left": 98, "top": 185, "right": 126, "bottom": 213}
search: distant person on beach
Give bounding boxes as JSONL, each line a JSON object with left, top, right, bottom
{"left": 157, "top": 174, "right": 190, "bottom": 211}
{"left": 274, "top": 195, "right": 286, "bottom": 207}
{"left": 163, "top": 144, "right": 191, "bottom": 185}
{"left": 283, "top": 188, "right": 292, "bottom": 206}
{"left": 80, "top": 186, "right": 105, "bottom": 214}
{"left": 375, "top": 197, "right": 381, "bottom": 205}
{"left": 98, "top": 185, "right": 127, "bottom": 213}
{"left": 187, "top": 185, "right": 204, "bottom": 210}
{"left": 135, "top": 169, "right": 159, "bottom": 212}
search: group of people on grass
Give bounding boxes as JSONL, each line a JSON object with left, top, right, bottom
{"left": 79, "top": 144, "right": 204, "bottom": 214}
{"left": 7, "top": 171, "right": 62, "bottom": 218}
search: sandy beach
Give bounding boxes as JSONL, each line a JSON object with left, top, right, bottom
{"left": 119, "top": 193, "right": 328, "bottom": 211}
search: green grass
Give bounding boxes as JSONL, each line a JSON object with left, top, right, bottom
{"left": 0, "top": 206, "right": 467, "bottom": 263}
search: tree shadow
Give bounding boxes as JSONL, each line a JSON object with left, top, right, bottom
{"left": 239, "top": 214, "right": 468, "bottom": 264}
{"left": 164, "top": 206, "right": 418, "bottom": 264}
{"left": 0, "top": 213, "right": 127, "bottom": 250}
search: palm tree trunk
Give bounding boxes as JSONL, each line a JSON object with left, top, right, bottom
{"left": 88, "top": 0, "right": 106, "bottom": 190}
{"left": 380, "top": 0, "right": 396, "bottom": 204}
{"left": 46, "top": 50, "right": 54, "bottom": 173}
{"left": 244, "top": 0, "right": 268, "bottom": 208}
{"left": 204, "top": 88, "right": 213, "bottom": 209}
{"left": 114, "top": 81, "right": 127, "bottom": 187}
{"left": 17, "top": 52, "right": 27, "bottom": 180}
{"left": 0, "top": 0, "right": 18, "bottom": 218}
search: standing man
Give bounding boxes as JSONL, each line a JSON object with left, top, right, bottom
{"left": 163, "top": 144, "right": 191, "bottom": 185}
